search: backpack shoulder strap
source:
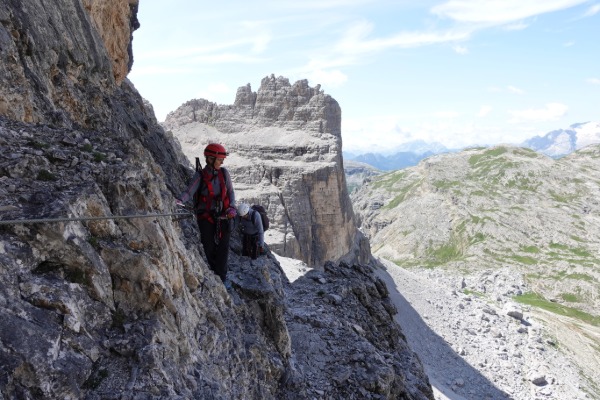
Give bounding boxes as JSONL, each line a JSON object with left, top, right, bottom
{"left": 250, "top": 207, "right": 261, "bottom": 225}
{"left": 217, "top": 168, "right": 230, "bottom": 210}
{"left": 220, "top": 167, "right": 230, "bottom": 182}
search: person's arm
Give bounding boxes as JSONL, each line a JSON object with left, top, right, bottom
{"left": 223, "top": 168, "right": 236, "bottom": 207}
{"left": 253, "top": 210, "right": 265, "bottom": 247}
{"left": 178, "top": 170, "right": 202, "bottom": 203}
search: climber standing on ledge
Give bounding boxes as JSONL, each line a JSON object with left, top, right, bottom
{"left": 176, "top": 143, "right": 237, "bottom": 289}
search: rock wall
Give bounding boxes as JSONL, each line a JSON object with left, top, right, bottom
{"left": 0, "top": 1, "right": 431, "bottom": 398}
{"left": 82, "top": 0, "right": 139, "bottom": 83}
{"left": 0, "top": 0, "right": 138, "bottom": 125}
{"left": 164, "top": 75, "right": 370, "bottom": 267}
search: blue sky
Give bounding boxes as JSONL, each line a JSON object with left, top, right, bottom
{"left": 129, "top": 0, "right": 600, "bottom": 153}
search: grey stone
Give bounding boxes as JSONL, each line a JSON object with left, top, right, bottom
{"left": 326, "top": 294, "right": 343, "bottom": 305}
{"left": 528, "top": 372, "right": 548, "bottom": 386}
{"left": 163, "top": 75, "right": 371, "bottom": 267}
{"left": 0, "top": 2, "right": 433, "bottom": 399}
{"left": 0, "top": 0, "right": 433, "bottom": 399}
{"left": 503, "top": 303, "right": 524, "bottom": 321}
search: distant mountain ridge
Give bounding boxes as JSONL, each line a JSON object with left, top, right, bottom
{"left": 346, "top": 121, "right": 600, "bottom": 170}
{"left": 343, "top": 140, "right": 455, "bottom": 171}
{"left": 348, "top": 151, "right": 435, "bottom": 171}
{"left": 352, "top": 144, "right": 600, "bottom": 311}
{"left": 390, "top": 139, "right": 449, "bottom": 155}
{"left": 521, "top": 121, "right": 600, "bottom": 158}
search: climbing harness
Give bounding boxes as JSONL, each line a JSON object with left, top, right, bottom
{"left": 196, "top": 169, "right": 229, "bottom": 223}
{"left": 192, "top": 157, "right": 230, "bottom": 225}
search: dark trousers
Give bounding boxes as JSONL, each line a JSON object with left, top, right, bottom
{"left": 242, "top": 234, "right": 259, "bottom": 259}
{"left": 197, "top": 218, "right": 230, "bottom": 282}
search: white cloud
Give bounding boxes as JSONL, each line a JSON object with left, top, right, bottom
{"left": 508, "top": 102, "right": 568, "bottom": 123}
{"left": 203, "top": 83, "right": 231, "bottom": 94}
{"left": 295, "top": 21, "right": 474, "bottom": 77}
{"left": 197, "top": 83, "right": 234, "bottom": 104}
{"left": 587, "top": 78, "right": 600, "bottom": 85}
{"left": 411, "top": 121, "right": 506, "bottom": 148}
{"left": 342, "top": 115, "right": 546, "bottom": 152}
{"left": 503, "top": 21, "right": 531, "bottom": 31}
{"left": 478, "top": 105, "right": 492, "bottom": 117}
{"left": 190, "top": 53, "right": 265, "bottom": 64}
{"left": 307, "top": 69, "right": 348, "bottom": 87}
{"left": 507, "top": 85, "right": 525, "bottom": 94}
{"left": 281, "top": 0, "right": 378, "bottom": 10}
{"left": 487, "top": 85, "right": 525, "bottom": 94}
{"left": 237, "top": 22, "right": 272, "bottom": 53}
{"left": 563, "top": 41, "right": 575, "bottom": 47}
{"left": 335, "top": 21, "right": 472, "bottom": 55}
{"left": 432, "top": 0, "right": 588, "bottom": 24}
{"left": 129, "top": 65, "right": 196, "bottom": 76}
{"left": 583, "top": 3, "right": 600, "bottom": 17}
{"left": 135, "top": 32, "right": 272, "bottom": 62}
{"left": 433, "top": 111, "right": 460, "bottom": 118}
{"left": 453, "top": 45, "right": 469, "bottom": 54}
{"left": 342, "top": 116, "right": 416, "bottom": 152}
{"left": 301, "top": 54, "right": 359, "bottom": 73}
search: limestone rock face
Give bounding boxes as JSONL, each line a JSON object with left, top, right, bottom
{"left": 0, "top": 0, "right": 138, "bottom": 125}
{"left": 0, "top": 115, "right": 432, "bottom": 398}
{"left": 283, "top": 261, "right": 433, "bottom": 399}
{"left": 164, "top": 75, "right": 369, "bottom": 267}
{"left": 0, "top": 1, "right": 431, "bottom": 399}
{"left": 82, "top": 0, "right": 140, "bottom": 83}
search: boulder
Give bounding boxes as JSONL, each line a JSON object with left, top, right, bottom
{"left": 503, "top": 302, "right": 524, "bottom": 321}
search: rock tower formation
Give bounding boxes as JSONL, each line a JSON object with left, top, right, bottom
{"left": 0, "top": 1, "right": 432, "bottom": 399}
{"left": 163, "top": 75, "right": 370, "bottom": 267}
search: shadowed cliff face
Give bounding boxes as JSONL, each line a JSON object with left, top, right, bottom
{"left": 0, "top": 1, "right": 432, "bottom": 399}
{"left": 163, "top": 75, "right": 370, "bottom": 267}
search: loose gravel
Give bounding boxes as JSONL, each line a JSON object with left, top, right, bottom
{"left": 376, "top": 259, "right": 594, "bottom": 400}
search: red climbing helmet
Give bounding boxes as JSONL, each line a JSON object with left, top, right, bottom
{"left": 204, "top": 143, "right": 228, "bottom": 159}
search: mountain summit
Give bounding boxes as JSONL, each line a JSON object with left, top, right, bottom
{"left": 163, "top": 75, "right": 370, "bottom": 267}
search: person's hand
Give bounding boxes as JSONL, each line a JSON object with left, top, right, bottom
{"left": 226, "top": 207, "right": 237, "bottom": 219}
{"left": 175, "top": 198, "right": 184, "bottom": 207}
